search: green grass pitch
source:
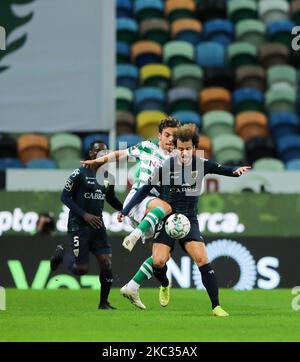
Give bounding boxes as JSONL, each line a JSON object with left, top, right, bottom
{"left": 1, "top": 288, "right": 299, "bottom": 342}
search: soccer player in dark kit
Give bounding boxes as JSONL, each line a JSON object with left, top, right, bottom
{"left": 121, "top": 124, "right": 251, "bottom": 316}
{"left": 50, "top": 140, "right": 123, "bottom": 310}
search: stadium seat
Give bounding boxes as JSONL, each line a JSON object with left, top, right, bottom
{"left": 291, "top": 0, "right": 300, "bottom": 24}
{"left": 134, "top": 0, "right": 164, "bottom": 22}
{"left": 235, "top": 65, "right": 266, "bottom": 92}
{"left": 269, "top": 112, "right": 300, "bottom": 139}
{"left": 233, "top": 88, "right": 264, "bottom": 114}
{"left": 116, "top": 111, "right": 136, "bottom": 136}
{"left": 50, "top": 133, "right": 82, "bottom": 169}
{"left": 198, "top": 0, "right": 227, "bottom": 22}
{"left": 167, "top": 87, "right": 198, "bottom": 113}
{"left": 265, "top": 87, "right": 296, "bottom": 114}
{"left": 0, "top": 134, "right": 17, "bottom": 158}
{"left": 258, "top": 0, "right": 289, "bottom": 24}
{"left": 116, "top": 87, "right": 133, "bottom": 112}
{"left": 165, "top": 0, "right": 196, "bottom": 23}
{"left": 227, "top": 0, "right": 258, "bottom": 24}
{"left": 266, "top": 20, "right": 295, "bottom": 47}
{"left": 116, "top": 134, "right": 144, "bottom": 149}
{"left": 140, "top": 63, "right": 171, "bottom": 90}
{"left": 197, "top": 133, "right": 212, "bottom": 159}
{"left": 195, "top": 42, "right": 225, "bottom": 67}
{"left": 236, "top": 19, "right": 266, "bottom": 49}
{"left": 258, "top": 42, "right": 289, "bottom": 68}
{"left": 136, "top": 111, "right": 167, "bottom": 139}
{"left": 117, "top": 64, "right": 139, "bottom": 91}
{"left": 83, "top": 134, "right": 109, "bottom": 157}
{"left": 131, "top": 41, "right": 162, "bottom": 68}
{"left": 18, "top": 134, "right": 49, "bottom": 164}
{"left": 117, "top": 0, "right": 133, "bottom": 19}
{"left": 117, "top": 18, "right": 138, "bottom": 45}
{"left": 246, "top": 136, "right": 276, "bottom": 164}
{"left": 236, "top": 111, "right": 268, "bottom": 141}
{"left": 0, "top": 158, "right": 23, "bottom": 169}
{"left": 117, "top": 42, "right": 130, "bottom": 63}
{"left": 203, "top": 19, "right": 234, "bottom": 46}
{"left": 203, "top": 111, "right": 235, "bottom": 139}
{"left": 267, "top": 65, "right": 298, "bottom": 90}
{"left": 171, "top": 111, "right": 202, "bottom": 128}
{"left": 134, "top": 87, "right": 165, "bottom": 112}
{"left": 200, "top": 87, "right": 232, "bottom": 113}
{"left": 172, "top": 64, "right": 204, "bottom": 91}
{"left": 212, "top": 134, "right": 245, "bottom": 164}
{"left": 204, "top": 67, "right": 235, "bottom": 91}
{"left": 277, "top": 135, "right": 300, "bottom": 162}
{"left": 253, "top": 157, "right": 285, "bottom": 171}
{"left": 171, "top": 19, "right": 202, "bottom": 45}
{"left": 228, "top": 42, "right": 257, "bottom": 69}
{"left": 291, "top": 48, "right": 300, "bottom": 68}
{"left": 139, "top": 19, "right": 170, "bottom": 45}
{"left": 163, "top": 41, "right": 194, "bottom": 68}
{"left": 286, "top": 158, "right": 300, "bottom": 170}
{"left": 26, "top": 158, "right": 56, "bottom": 169}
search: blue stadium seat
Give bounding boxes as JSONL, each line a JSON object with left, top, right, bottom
{"left": 26, "top": 158, "right": 56, "bottom": 169}
{"left": 196, "top": 42, "right": 225, "bottom": 67}
{"left": 167, "top": 87, "right": 198, "bottom": 112}
{"left": 117, "top": 18, "right": 138, "bottom": 45}
{"left": 117, "top": 64, "right": 139, "bottom": 91}
{"left": 0, "top": 158, "right": 23, "bottom": 169}
{"left": 277, "top": 135, "right": 300, "bottom": 163}
{"left": 172, "top": 111, "right": 202, "bottom": 128}
{"left": 117, "top": 0, "right": 133, "bottom": 18}
{"left": 134, "top": 87, "right": 165, "bottom": 112}
{"left": 83, "top": 134, "right": 109, "bottom": 157}
{"left": 203, "top": 19, "right": 234, "bottom": 46}
{"left": 286, "top": 158, "right": 300, "bottom": 170}
{"left": 233, "top": 88, "right": 264, "bottom": 114}
{"left": 266, "top": 20, "right": 295, "bottom": 45}
{"left": 117, "top": 42, "right": 130, "bottom": 63}
{"left": 269, "top": 112, "right": 300, "bottom": 139}
{"left": 134, "top": 0, "right": 164, "bottom": 15}
{"left": 116, "top": 134, "right": 144, "bottom": 149}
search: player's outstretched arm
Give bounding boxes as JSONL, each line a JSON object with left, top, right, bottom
{"left": 205, "top": 160, "right": 251, "bottom": 177}
{"left": 232, "top": 166, "right": 251, "bottom": 176}
{"left": 80, "top": 149, "right": 128, "bottom": 168}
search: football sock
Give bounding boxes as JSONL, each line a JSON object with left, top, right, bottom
{"left": 100, "top": 267, "right": 114, "bottom": 304}
{"left": 199, "top": 263, "right": 219, "bottom": 309}
{"left": 63, "top": 253, "right": 76, "bottom": 274}
{"left": 137, "top": 207, "right": 167, "bottom": 234}
{"left": 132, "top": 256, "right": 153, "bottom": 287}
{"left": 153, "top": 265, "right": 169, "bottom": 287}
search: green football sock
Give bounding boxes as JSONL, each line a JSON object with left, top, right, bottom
{"left": 133, "top": 257, "right": 153, "bottom": 286}
{"left": 137, "top": 207, "right": 167, "bottom": 234}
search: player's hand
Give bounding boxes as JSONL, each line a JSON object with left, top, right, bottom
{"left": 233, "top": 166, "right": 251, "bottom": 176}
{"left": 117, "top": 211, "right": 124, "bottom": 223}
{"left": 80, "top": 158, "right": 104, "bottom": 169}
{"left": 83, "top": 213, "right": 102, "bottom": 229}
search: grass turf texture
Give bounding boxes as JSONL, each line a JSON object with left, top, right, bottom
{"left": 1, "top": 288, "right": 299, "bottom": 342}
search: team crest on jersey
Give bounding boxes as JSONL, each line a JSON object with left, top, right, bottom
{"left": 73, "top": 248, "right": 79, "bottom": 257}
{"left": 191, "top": 170, "right": 198, "bottom": 179}
{"left": 104, "top": 179, "right": 110, "bottom": 188}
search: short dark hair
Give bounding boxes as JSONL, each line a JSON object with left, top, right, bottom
{"left": 158, "top": 116, "right": 181, "bottom": 133}
{"left": 173, "top": 124, "right": 199, "bottom": 147}
{"left": 89, "top": 140, "right": 107, "bottom": 151}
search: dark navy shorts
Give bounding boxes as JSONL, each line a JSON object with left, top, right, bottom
{"left": 68, "top": 226, "right": 112, "bottom": 264}
{"left": 152, "top": 218, "right": 204, "bottom": 252}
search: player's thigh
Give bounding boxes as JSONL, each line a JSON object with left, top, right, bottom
{"left": 152, "top": 243, "right": 171, "bottom": 267}
{"left": 68, "top": 229, "right": 90, "bottom": 265}
{"left": 91, "top": 227, "right": 112, "bottom": 259}
{"left": 147, "top": 197, "right": 172, "bottom": 214}
{"left": 184, "top": 241, "right": 209, "bottom": 267}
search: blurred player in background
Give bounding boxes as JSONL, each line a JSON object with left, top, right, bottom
{"left": 50, "top": 141, "right": 123, "bottom": 310}
{"left": 121, "top": 124, "right": 251, "bottom": 316}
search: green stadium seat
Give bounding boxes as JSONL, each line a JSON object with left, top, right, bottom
{"left": 165, "top": 0, "right": 196, "bottom": 23}
{"left": 258, "top": 42, "right": 289, "bottom": 68}
{"left": 163, "top": 41, "right": 194, "bottom": 68}
{"left": 140, "top": 63, "right": 171, "bottom": 90}
{"left": 267, "top": 65, "right": 298, "bottom": 90}
{"left": 236, "top": 19, "right": 266, "bottom": 49}
{"left": 258, "top": 0, "right": 290, "bottom": 24}
{"left": 116, "top": 87, "right": 133, "bottom": 112}
{"left": 50, "top": 133, "right": 82, "bottom": 169}
{"left": 202, "top": 111, "right": 235, "bottom": 139}
{"left": 228, "top": 42, "right": 257, "bottom": 69}
{"left": 228, "top": 0, "right": 258, "bottom": 24}
{"left": 253, "top": 157, "right": 285, "bottom": 171}
{"left": 172, "top": 64, "right": 204, "bottom": 91}
{"left": 265, "top": 87, "right": 297, "bottom": 113}
{"left": 212, "top": 134, "right": 245, "bottom": 164}
{"left": 136, "top": 111, "right": 167, "bottom": 139}
{"left": 236, "top": 65, "right": 266, "bottom": 92}
{"left": 140, "top": 19, "right": 170, "bottom": 45}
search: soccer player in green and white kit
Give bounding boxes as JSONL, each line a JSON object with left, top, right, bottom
{"left": 81, "top": 117, "right": 180, "bottom": 309}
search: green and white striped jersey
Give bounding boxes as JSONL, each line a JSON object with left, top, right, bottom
{"left": 127, "top": 140, "right": 171, "bottom": 190}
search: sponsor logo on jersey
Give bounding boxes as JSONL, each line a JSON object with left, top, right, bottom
{"left": 64, "top": 179, "right": 74, "bottom": 192}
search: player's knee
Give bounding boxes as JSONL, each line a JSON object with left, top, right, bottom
{"left": 73, "top": 265, "right": 88, "bottom": 275}
{"left": 164, "top": 203, "right": 172, "bottom": 215}
{"left": 195, "top": 256, "right": 209, "bottom": 267}
{"left": 153, "top": 259, "right": 167, "bottom": 268}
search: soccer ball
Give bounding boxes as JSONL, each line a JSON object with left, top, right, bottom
{"left": 165, "top": 213, "right": 191, "bottom": 239}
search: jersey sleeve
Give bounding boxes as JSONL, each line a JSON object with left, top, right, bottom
{"left": 63, "top": 168, "right": 82, "bottom": 195}
{"left": 204, "top": 160, "right": 238, "bottom": 177}
{"left": 127, "top": 140, "right": 152, "bottom": 159}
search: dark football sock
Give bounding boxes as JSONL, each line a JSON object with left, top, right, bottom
{"left": 199, "top": 263, "right": 219, "bottom": 309}
{"left": 153, "top": 265, "right": 169, "bottom": 287}
{"left": 99, "top": 268, "right": 113, "bottom": 304}
{"left": 63, "top": 253, "right": 76, "bottom": 274}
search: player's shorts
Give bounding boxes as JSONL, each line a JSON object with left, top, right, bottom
{"left": 68, "top": 225, "right": 111, "bottom": 265}
{"left": 123, "top": 188, "right": 156, "bottom": 240}
{"left": 152, "top": 218, "right": 204, "bottom": 253}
